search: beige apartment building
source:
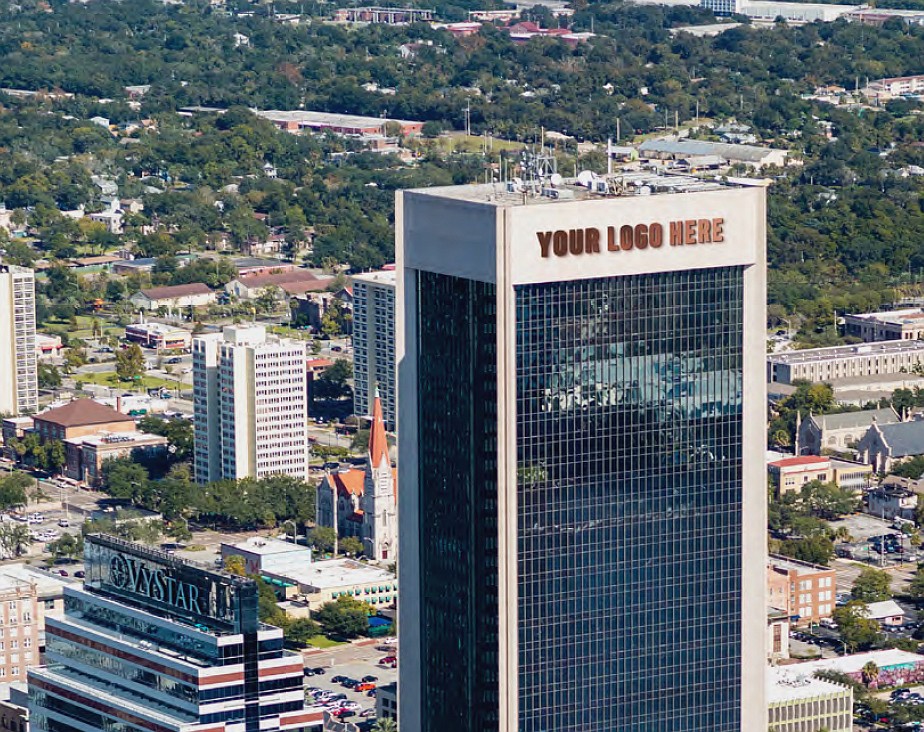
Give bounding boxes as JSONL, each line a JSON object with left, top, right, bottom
{"left": 768, "top": 555, "right": 837, "bottom": 624}
{"left": 0, "top": 576, "right": 40, "bottom": 684}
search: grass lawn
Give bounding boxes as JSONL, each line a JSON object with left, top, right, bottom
{"left": 306, "top": 635, "right": 344, "bottom": 649}
{"left": 73, "top": 370, "right": 180, "bottom": 391}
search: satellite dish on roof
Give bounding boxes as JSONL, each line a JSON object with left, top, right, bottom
{"left": 550, "top": 173, "right": 563, "bottom": 187}
{"left": 576, "top": 170, "right": 595, "bottom": 188}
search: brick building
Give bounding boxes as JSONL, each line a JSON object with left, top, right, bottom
{"left": 768, "top": 555, "right": 837, "bottom": 625}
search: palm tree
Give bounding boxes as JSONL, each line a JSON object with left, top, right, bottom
{"left": 861, "top": 660, "right": 880, "bottom": 687}
{"left": 372, "top": 719, "right": 397, "bottom": 732}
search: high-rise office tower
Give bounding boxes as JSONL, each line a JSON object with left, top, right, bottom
{"left": 193, "top": 325, "right": 310, "bottom": 484}
{"left": 397, "top": 174, "right": 767, "bottom": 732}
{"left": 0, "top": 265, "right": 37, "bottom": 416}
{"left": 352, "top": 270, "right": 396, "bottom": 430}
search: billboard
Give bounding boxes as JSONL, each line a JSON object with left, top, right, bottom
{"left": 84, "top": 535, "right": 259, "bottom": 634}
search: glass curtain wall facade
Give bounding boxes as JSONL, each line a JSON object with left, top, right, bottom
{"left": 515, "top": 267, "right": 744, "bottom": 732}
{"left": 416, "top": 271, "right": 500, "bottom": 732}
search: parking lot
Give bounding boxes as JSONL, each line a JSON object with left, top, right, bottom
{"left": 303, "top": 640, "right": 397, "bottom": 722}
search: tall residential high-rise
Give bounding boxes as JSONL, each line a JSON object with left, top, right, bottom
{"left": 193, "top": 324, "right": 309, "bottom": 484}
{"left": 0, "top": 265, "right": 37, "bottom": 415}
{"left": 397, "top": 174, "right": 767, "bottom": 732}
{"left": 352, "top": 270, "right": 396, "bottom": 430}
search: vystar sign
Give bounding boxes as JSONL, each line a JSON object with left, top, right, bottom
{"left": 537, "top": 217, "right": 725, "bottom": 258}
{"left": 108, "top": 553, "right": 205, "bottom": 614}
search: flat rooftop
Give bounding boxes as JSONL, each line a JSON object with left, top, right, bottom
{"left": 769, "top": 339, "right": 924, "bottom": 365}
{"left": 126, "top": 321, "right": 189, "bottom": 335}
{"left": 352, "top": 270, "right": 396, "bottom": 286}
{"left": 255, "top": 109, "right": 419, "bottom": 128}
{"left": 847, "top": 308, "right": 924, "bottom": 325}
{"left": 767, "top": 667, "right": 849, "bottom": 704}
{"left": 411, "top": 172, "right": 739, "bottom": 207}
{"left": 0, "top": 563, "right": 70, "bottom": 597}
{"left": 225, "top": 537, "right": 309, "bottom": 557}
{"left": 769, "top": 554, "right": 829, "bottom": 575}
{"left": 277, "top": 558, "right": 395, "bottom": 589}
{"left": 789, "top": 649, "right": 924, "bottom": 676}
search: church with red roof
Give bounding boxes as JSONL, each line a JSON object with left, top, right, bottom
{"left": 316, "top": 391, "right": 397, "bottom": 561}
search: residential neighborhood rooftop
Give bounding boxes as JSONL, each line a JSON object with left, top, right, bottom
{"left": 138, "top": 283, "right": 213, "bottom": 300}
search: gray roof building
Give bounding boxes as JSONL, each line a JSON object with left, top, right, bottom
{"left": 808, "top": 409, "right": 898, "bottom": 432}
{"left": 876, "top": 420, "right": 924, "bottom": 458}
{"left": 638, "top": 138, "right": 790, "bottom": 168}
{"left": 798, "top": 407, "right": 898, "bottom": 456}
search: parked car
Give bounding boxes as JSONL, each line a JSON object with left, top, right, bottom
{"left": 378, "top": 656, "right": 397, "bottom": 665}
{"left": 361, "top": 675, "right": 378, "bottom": 683}
{"left": 355, "top": 683, "right": 375, "bottom": 692}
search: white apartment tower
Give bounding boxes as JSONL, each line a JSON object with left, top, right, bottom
{"left": 0, "top": 265, "right": 37, "bottom": 415}
{"left": 193, "top": 325, "right": 310, "bottom": 484}
{"left": 352, "top": 270, "right": 396, "bottom": 431}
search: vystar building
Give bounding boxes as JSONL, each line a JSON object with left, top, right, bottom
{"left": 396, "top": 173, "right": 768, "bottom": 732}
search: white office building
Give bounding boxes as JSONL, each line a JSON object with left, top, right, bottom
{"left": 193, "top": 325, "right": 309, "bottom": 484}
{"left": 352, "top": 270, "right": 396, "bottom": 430}
{"left": 0, "top": 266, "right": 37, "bottom": 416}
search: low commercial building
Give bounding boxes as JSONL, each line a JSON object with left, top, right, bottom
{"left": 845, "top": 308, "right": 924, "bottom": 342}
{"left": 263, "top": 558, "right": 397, "bottom": 610}
{"left": 768, "top": 340, "right": 924, "bottom": 385}
{"left": 255, "top": 109, "right": 423, "bottom": 138}
{"left": 768, "top": 455, "right": 831, "bottom": 495}
{"left": 34, "top": 333, "right": 62, "bottom": 360}
{"left": 701, "top": 0, "right": 858, "bottom": 21}
{"left": 858, "top": 417, "right": 924, "bottom": 472}
{"left": 767, "top": 455, "right": 872, "bottom": 494}
{"left": 638, "top": 137, "right": 791, "bottom": 169}
{"left": 124, "top": 321, "right": 192, "bottom": 350}
{"left": 768, "top": 555, "right": 837, "bottom": 624}
{"left": 64, "top": 430, "right": 168, "bottom": 486}
{"left": 225, "top": 270, "right": 331, "bottom": 300}
{"left": 797, "top": 407, "right": 898, "bottom": 455}
{"left": 129, "top": 283, "right": 216, "bottom": 312}
{"left": 865, "top": 599, "right": 906, "bottom": 627}
{"left": 831, "top": 458, "right": 874, "bottom": 492}
{"left": 791, "top": 649, "right": 924, "bottom": 686}
{"left": 767, "top": 667, "right": 852, "bottom": 732}
{"left": 867, "top": 486, "right": 918, "bottom": 521}
{"left": 333, "top": 6, "right": 433, "bottom": 23}
{"left": 866, "top": 74, "right": 924, "bottom": 101}
{"left": 220, "top": 537, "right": 313, "bottom": 577}
{"left": 32, "top": 399, "right": 136, "bottom": 443}
{"left": 28, "top": 535, "right": 319, "bottom": 732}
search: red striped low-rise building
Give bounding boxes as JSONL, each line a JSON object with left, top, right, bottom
{"left": 27, "top": 535, "right": 320, "bottom": 732}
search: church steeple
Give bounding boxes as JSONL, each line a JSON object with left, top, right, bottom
{"left": 368, "top": 386, "right": 389, "bottom": 469}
